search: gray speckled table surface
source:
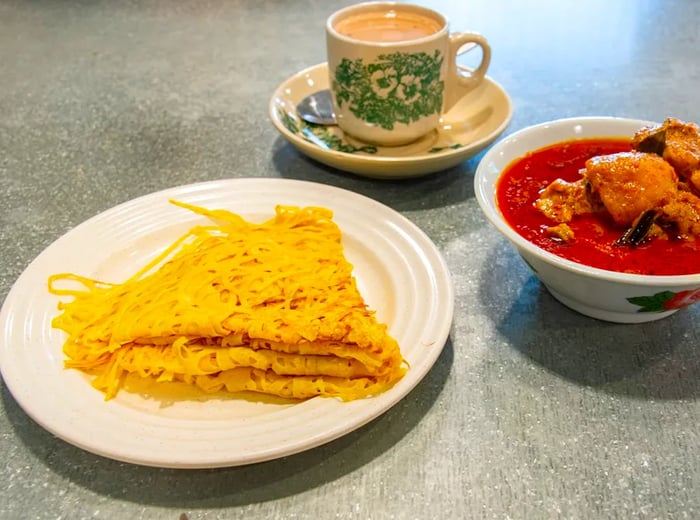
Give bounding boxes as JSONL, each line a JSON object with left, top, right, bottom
{"left": 2, "top": 1, "right": 699, "bottom": 519}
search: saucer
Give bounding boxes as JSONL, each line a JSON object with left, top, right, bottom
{"left": 268, "top": 62, "right": 513, "bottom": 179}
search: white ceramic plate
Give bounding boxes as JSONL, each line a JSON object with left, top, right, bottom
{"left": 0, "top": 178, "right": 454, "bottom": 468}
{"left": 269, "top": 62, "right": 513, "bottom": 179}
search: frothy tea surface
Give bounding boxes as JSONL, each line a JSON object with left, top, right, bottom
{"left": 334, "top": 9, "right": 443, "bottom": 42}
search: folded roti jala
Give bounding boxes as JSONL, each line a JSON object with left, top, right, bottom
{"left": 49, "top": 201, "right": 406, "bottom": 401}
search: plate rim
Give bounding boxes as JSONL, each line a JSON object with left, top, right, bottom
{"left": 0, "top": 178, "right": 454, "bottom": 468}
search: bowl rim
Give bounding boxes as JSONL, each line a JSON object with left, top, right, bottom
{"left": 474, "top": 116, "right": 700, "bottom": 286}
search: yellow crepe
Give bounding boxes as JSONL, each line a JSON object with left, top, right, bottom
{"left": 49, "top": 201, "right": 405, "bottom": 401}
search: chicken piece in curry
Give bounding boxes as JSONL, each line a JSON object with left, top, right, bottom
{"left": 633, "top": 117, "right": 700, "bottom": 193}
{"left": 535, "top": 117, "right": 700, "bottom": 246}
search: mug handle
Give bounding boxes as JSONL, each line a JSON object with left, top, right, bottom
{"left": 444, "top": 33, "right": 491, "bottom": 113}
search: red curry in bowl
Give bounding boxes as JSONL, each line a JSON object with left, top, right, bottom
{"left": 496, "top": 118, "right": 700, "bottom": 276}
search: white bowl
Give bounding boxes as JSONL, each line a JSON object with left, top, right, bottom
{"left": 474, "top": 116, "right": 700, "bottom": 323}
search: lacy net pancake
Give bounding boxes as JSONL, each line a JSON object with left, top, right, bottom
{"left": 49, "top": 201, "right": 406, "bottom": 400}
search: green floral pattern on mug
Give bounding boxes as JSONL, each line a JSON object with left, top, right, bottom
{"left": 332, "top": 51, "right": 444, "bottom": 130}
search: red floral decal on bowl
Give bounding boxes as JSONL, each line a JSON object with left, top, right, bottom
{"left": 628, "top": 288, "right": 700, "bottom": 312}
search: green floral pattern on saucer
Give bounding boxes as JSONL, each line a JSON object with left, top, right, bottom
{"left": 279, "top": 109, "right": 377, "bottom": 154}
{"left": 278, "top": 108, "right": 467, "bottom": 156}
{"left": 428, "top": 144, "right": 463, "bottom": 153}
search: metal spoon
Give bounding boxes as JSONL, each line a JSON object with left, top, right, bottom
{"left": 296, "top": 89, "right": 336, "bottom": 125}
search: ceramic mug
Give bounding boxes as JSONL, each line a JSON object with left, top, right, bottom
{"left": 326, "top": 1, "right": 491, "bottom": 146}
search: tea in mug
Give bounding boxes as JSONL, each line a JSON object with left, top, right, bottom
{"left": 334, "top": 9, "right": 443, "bottom": 43}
